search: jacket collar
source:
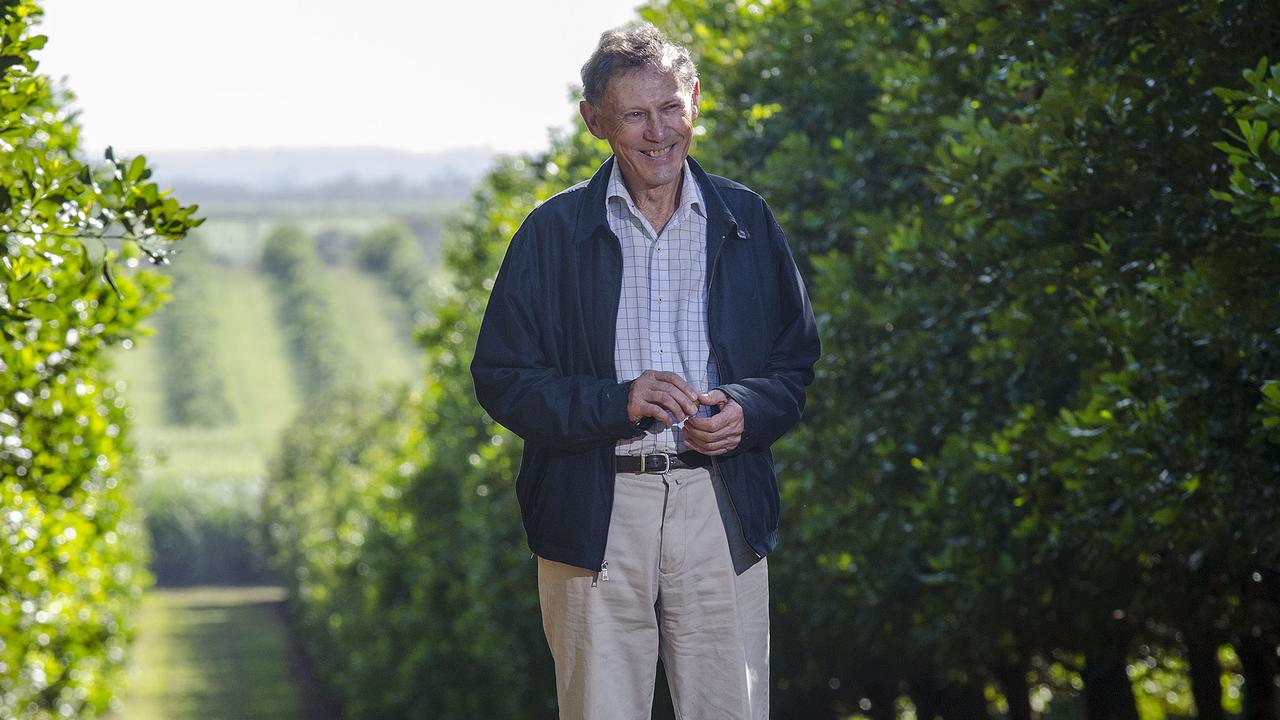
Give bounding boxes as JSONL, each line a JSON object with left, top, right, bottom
{"left": 571, "top": 155, "right": 746, "bottom": 246}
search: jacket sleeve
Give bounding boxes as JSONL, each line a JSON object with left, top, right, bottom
{"left": 717, "top": 204, "right": 821, "bottom": 453}
{"left": 470, "top": 223, "right": 641, "bottom": 452}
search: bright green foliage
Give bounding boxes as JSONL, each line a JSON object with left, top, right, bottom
{"left": 155, "top": 236, "right": 234, "bottom": 426}
{"left": 264, "top": 150, "right": 611, "bottom": 718}
{"left": 353, "top": 220, "right": 433, "bottom": 326}
{"left": 0, "top": 1, "right": 201, "bottom": 717}
{"left": 259, "top": 224, "right": 353, "bottom": 403}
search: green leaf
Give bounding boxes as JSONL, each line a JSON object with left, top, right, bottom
{"left": 128, "top": 155, "right": 146, "bottom": 182}
{"left": 1213, "top": 140, "right": 1247, "bottom": 157}
{"left": 1248, "top": 120, "right": 1268, "bottom": 154}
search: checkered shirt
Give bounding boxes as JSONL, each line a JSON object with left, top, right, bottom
{"left": 609, "top": 160, "right": 718, "bottom": 455}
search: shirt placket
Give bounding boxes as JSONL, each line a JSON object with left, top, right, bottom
{"left": 648, "top": 220, "right": 671, "bottom": 453}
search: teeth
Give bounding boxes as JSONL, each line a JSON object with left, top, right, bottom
{"left": 643, "top": 146, "right": 672, "bottom": 158}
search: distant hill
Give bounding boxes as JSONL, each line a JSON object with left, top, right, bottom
{"left": 136, "top": 146, "right": 496, "bottom": 205}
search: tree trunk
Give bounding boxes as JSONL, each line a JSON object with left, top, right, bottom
{"left": 911, "top": 672, "right": 946, "bottom": 720}
{"left": 1187, "top": 637, "right": 1224, "bottom": 720}
{"left": 911, "top": 672, "right": 991, "bottom": 720}
{"left": 944, "top": 679, "right": 993, "bottom": 720}
{"left": 1082, "top": 645, "right": 1140, "bottom": 720}
{"left": 864, "top": 681, "right": 898, "bottom": 720}
{"left": 995, "top": 662, "right": 1034, "bottom": 720}
{"left": 1239, "top": 636, "right": 1278, "bottom": 720}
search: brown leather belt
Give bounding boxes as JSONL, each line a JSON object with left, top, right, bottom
{"left": 615, "top": 452, "right": 709, "bottom": 474}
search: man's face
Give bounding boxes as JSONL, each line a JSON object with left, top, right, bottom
{"left": 580, "top": 64, "right": 699, "bottom": 198}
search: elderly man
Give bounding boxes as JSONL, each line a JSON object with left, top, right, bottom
{"left": 471, "top": 23, "right": 819, "bottom": 720}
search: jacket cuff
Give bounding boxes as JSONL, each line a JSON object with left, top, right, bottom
{"left": 614, "top": 379, "right": 648, "bottom": 438}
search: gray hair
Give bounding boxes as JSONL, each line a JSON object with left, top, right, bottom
{"left": 580, "top": 23, "right": 698, "bottom": 106}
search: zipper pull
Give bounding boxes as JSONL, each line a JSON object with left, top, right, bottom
{"left": 600, "top": 561, "right": 610, "bottom": 582}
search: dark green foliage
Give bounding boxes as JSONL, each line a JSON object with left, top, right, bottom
{"left": 142, "top": 477, "right": 275, "bottom": 587}
{"left": 259, "top": 225, "right": 353, "bottom": 403}
{"left": 0, "top": 1, "right": 201, "bottom": 716}
{"left": 642, "top": 0, "right": 1280, "bottom": 717}
{"left": 315, "top": 227, "right": 357, "bottom": 266}
{"left": 155, "top": 236, "right": 235, "bottom": 426}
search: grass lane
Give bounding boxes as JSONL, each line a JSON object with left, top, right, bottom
{"left": 112, "top": 586, "right": 336, "bottom": 720}
{"left": 318, "top": 263, "right": 421, "bottom": 389}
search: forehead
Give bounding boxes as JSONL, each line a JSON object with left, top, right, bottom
{"left": 602, "top": 64, "right": 690, "bottom": 107}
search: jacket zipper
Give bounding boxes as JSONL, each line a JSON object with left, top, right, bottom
{"left": 706, "top": 224, "right": 763, "bottom": 561}
{"left": 595, "top": 230, "right": 624, "bottom": 574}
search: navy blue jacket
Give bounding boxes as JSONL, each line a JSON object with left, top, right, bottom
{"left": 471, "top": 156, "right": 820, "bottom": 571}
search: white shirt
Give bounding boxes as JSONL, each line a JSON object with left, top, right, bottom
{"left": 608, "top": 160, "right": 717, "bottom": 455}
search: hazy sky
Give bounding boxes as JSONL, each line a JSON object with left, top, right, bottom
{"left": 37, "top": 0, "right": 644, "bottom": 155}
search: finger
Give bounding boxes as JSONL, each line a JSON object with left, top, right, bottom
{"left": 652, "top": 372, "right": 698, "bottom": 405}
{"left": 686, "top": 435, "right": 737, "bottom": 455}
{"left": 697, "top": 389, "right": 730, "bottom": 408}
{"left": 683, "top": 423, "right": 736, "bottom": 449}
{"left": 651, "top": 388, "right": 698, "bottom": 420}
{"left": 633, "top": 377, "right": 695, "bottom": 417}
{"left": 683, "top": 431, "right": 713, "bottom": 452}
{"left": 638, "top": 401, "right": 679, "bottom": 428}
{"left": 683, "top": 414, "right": 727, "bottom": 434}
{"left": 688, "top": 432, "right": 735, "bottom": 452}
{"left": 650, "top": 381, "right": 698, "bottom": 416}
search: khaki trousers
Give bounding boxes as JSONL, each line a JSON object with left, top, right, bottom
{"left": 538, "top": 466, "right": 769, "bottom": 720}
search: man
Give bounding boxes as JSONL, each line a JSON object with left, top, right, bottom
{"left": 471, "top": 23, "right": 819, "bottom": 720}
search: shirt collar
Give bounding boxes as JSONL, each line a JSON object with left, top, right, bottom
{"left": 606, "top": 159, "right": 706, "bottom": 221}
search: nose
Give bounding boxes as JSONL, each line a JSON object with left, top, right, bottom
{"left": 643, "top": 113, "right": 663, "bottom": 142}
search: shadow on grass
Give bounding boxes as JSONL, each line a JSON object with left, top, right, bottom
{"left": 118, "top": 586, "right": 339, "bottom": 720}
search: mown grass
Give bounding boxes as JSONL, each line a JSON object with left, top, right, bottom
{"left": 111, "top": 586, "right": 332, "bottom": 720}
{"left": 120, "top": 261, "right": 423, "bottom": 483}
{"left": 318, "top": 263, "right": 422, "bottom": 388}
{"left": 117, "top": 265, "right": 300, "bottom": 484}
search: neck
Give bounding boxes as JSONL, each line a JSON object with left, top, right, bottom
{"left": 622, "top": 173, "right": 682, "bottom": 234}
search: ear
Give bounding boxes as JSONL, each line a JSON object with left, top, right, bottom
{"left": 580, "top": 100, "right": 607, "bottom": 140}
{"left": 691, "top": 79, "right": 701, "bottom": 119}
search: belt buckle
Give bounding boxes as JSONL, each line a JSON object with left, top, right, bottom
{"left": 648, "top": 452, "right": 672, "bottom": 475}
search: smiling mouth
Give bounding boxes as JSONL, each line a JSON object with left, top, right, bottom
{"left": 642, "top": 145, "right": 675, "bottom": 158}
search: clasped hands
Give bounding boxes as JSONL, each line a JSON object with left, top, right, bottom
{"left": 626, "top": 370, "right": 743, "bottom": 456}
